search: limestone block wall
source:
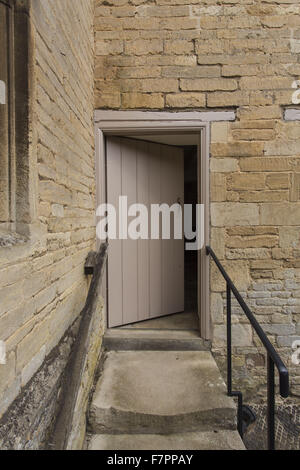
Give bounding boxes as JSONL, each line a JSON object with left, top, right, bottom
{"left": 94, "top": 0, "right": 300, "bottom": 400}
{"left": 0, "top": 0, "right": 96, "bottom": 419}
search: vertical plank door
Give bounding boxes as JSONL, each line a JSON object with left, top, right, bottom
{"left": 106, "top": 137, "right": 184, "bottom": 327}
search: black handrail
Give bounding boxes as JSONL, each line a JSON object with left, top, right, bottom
{"left": 206, "top": 246, "right": 289, "bottom": 450}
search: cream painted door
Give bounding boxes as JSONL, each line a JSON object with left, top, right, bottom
{"left": 107, "top": 137, "right": 184, "bottom": 328}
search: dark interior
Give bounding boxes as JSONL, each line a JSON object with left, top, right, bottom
{"left": 184, "top": 146, "right": 198, "bottom": 313}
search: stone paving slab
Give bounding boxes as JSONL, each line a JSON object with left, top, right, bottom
{"left": 88, "top": 430, "right": 245, "bottom": 450}
{"left": 89, "top": 351, "right": 237, "bottom": 434}
{"left": 103, "top": 329, "right": 210, "bottom": 351}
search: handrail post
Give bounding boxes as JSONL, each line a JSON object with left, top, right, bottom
{"left": 267, "top": 354, "right": 275, "bottom": 450}
{"left": 226, "top": 282, "right": 232, "bottom": 396}
{"left": 207, "top": 247, "right": 289, "bottom": 449}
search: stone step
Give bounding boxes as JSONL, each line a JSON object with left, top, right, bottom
{"left": 103, "top": 329, "right": 211, "bottom": 352}
{"left": 89, "top": 351, "right": 237, "bottom": 435}
{"left": 88, "top": 430, "right": 245, "bottom": 450}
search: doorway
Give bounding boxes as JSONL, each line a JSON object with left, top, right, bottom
{"left": 94, "top": 111, "right": 211, "bottom": 340}
{"left": 106, "top": 134, "right": 200, "bottom": 329}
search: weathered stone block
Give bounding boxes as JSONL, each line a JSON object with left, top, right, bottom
{"left": 263, "top": 324, "right": 296, "bottom": 336}
{"left": 117, "top": 67, "right": 161, "bottom": 79}
{"left": 277, "top": 335, "right": 300, "bottom": 348}
{"left": 164, "top": 40, "right": 194, "bottom": 55}
{"left": 237, "top": 106, "right": 282, "bottom": 120}
{"left": 0, "top": 352, "right": 16, "bottom": 397}
{"left": 166, "top": 93, "right": 205, "bottom": 108}
{"left": 227, "top": 236, "right": 278, "bottom": 249}
{"left": 51, "top": 204, "right": 64, "bottom": 218}
{"left": 125, "top": 39, "right": 163, "bottom": 55}
{"left": 0, "top": 263, "right": 30, "bottom": 289}
{"left": 240, "top": 157, "right": 291, "bottom": 172}
{"left": 122, "top": 93, "right": 164, "bottom": 108}
{"left": 226, "top": 248, "right": 271, "bottom": 260}
{"left": 0, "top": 284, "right": 24, "bottom": 317}
{"left": 250, "top": 91, "right": 274, "bottom": 106}
{"left": 211, "top": 228, "right": 225, "bottom": 260}
{"left": 21, "top": 346, "right": 46, "bottom": 387}
{"left": 265, "top": 140, "right": 300, "bottom": 157}
{"left": 23, "top": 271, "right": 48, "bottom": 299}
{"left": 279, "top": 227, "right": 300, "bottom": 250}
{"left": 211, "top": 293, "right": 224, "bottom": 325}
{"left": 222, "top": 65, "right": 259, "bottom": 77}
{"left": 232, "top": 129, "right": 275, "bottom": 141}
{"left": 213, "top": 324, "right": 253, "bottom": 348}
{"left": 207, "top": 91, "right": 249, "bottom": 108}
{"left": 211, "top": 174, "right": 226, "bottom": 202}
{"left": 211, "top": 122, "right": 229, "bottom": 144}
{"left": 181, "top": 78, "right": 237, "bottom": 92}
{"left": 211, "top": 260, "right": 251, "bottom": 292}
{"left": 95, "top": 40, "right": 124, "bottom": 55}
{"left": 95, "top": 93, "right": 121, "bottom": 109}
{"left": 211, "top": 203, "right": 259, "bottom": 227}
{"left": 266, "top": 173, "right": 290, "bottom": 190}
{"left": 239, "top": 190, "right": 289, "bottom": 203}
{"left": 162, "top": 65, "right": 220, "bottom": 78}
{"left": 291, "top": 174, "right": 300, "bottom": 202}
{"left": 197, "top": 53, "right": 269, "bottom": 66}
{"left": 160, "top": 17, "right": 199, "bottom": 31}
{"left": 210, "top": 158, "right": 238, "bottom": 173}
{"left": 251, "top": 260, "right": 281, "bottom": 270}
{"left": 139, "top": 5, "right": 190, "bottom": 18}
{"left": 227, "top": 173, "right": 265, "bottom": 191}
{"left": 16, "top": 317, "right": 50, "bottom": 373}
{"left": 240, "top": 77, "right": 292, "bottom": 90}
{"left": 0, "top": 300, "right": 34, "bottom": 343}
{"left": 261, "top": 204, "right": 300, "bottom": 226}
{"left": 195, "top": 39, "right": 226, "bottom": 55}
{"left": 211, "top": 142, "right": 264, "bottom": 158}
{"left": 39, "top": 181, "right": 72, "bottom": 206}
{"left": 123, "top": 78, "right": 178, "bottom": 93}
{"left": 227, "top": 227, "right": 278, "bottom": 237}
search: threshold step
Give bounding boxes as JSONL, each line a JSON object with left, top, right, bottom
{"left": 89, "top": 351, "right": 237, "bottom": 435}
{"left": 103, "top": 329, "right": 211, "bottom": 351}
{"left": 88, "top": 430, "right": 245, "bottom": 450}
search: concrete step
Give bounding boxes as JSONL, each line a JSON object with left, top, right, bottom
{"left": 103, "top": 329, "right": 211, "bottom": 351}
{"left": 89, "top": 351, "right": 237, "bottom": 435}
{"left": 88, "top": 430, "right": 245, "bottom": 450}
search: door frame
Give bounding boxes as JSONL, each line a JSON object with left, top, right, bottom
{"left": 95, "top": 110, "right": 235, "bottom": 340}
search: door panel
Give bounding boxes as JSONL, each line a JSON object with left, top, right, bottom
{"left": 148, "top": 143, "right": 163, "bottom": 319}
{"left": 121, "top": 139, "right": 139, "bottom": 325}
{"left": 107, "top": 137, "right": 184, "bottom": 327}
{"left": 161, "top": 145, "right": 184, "bottom": 315}
{"left": 106, "top": 137, "right": 123, "bottom": 328}
{"left": 137, "top": 141, "right": 150, "bottom": 321}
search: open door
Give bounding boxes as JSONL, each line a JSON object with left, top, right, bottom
{"left": 106, "top": 136, "right": 184, "bottom": 328}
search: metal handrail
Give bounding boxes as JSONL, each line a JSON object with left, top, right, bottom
{"left": 206, "top": 246, "right": 289, "bottom": 450}
{"left": 0, "top": 1, "right": 12, "bottom": 8}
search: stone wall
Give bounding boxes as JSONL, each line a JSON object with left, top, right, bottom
{"left": 94, "top": 0, "right": 300, "bottom": 400}
{"left": 0, "top": 315, "right": 81, "bottom": 450}
{"left": 0, "top": 0, "right": 96, "bottom": 421}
